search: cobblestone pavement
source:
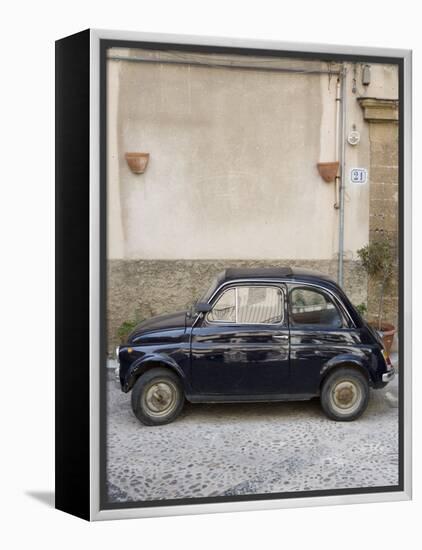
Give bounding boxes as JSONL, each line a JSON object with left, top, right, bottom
{"left": 106, "top": 367, "right": 399, "bottom": 504}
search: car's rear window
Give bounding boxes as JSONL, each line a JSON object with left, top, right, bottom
{"left": 289, "top": 287, "right": 343, "bottom": 328}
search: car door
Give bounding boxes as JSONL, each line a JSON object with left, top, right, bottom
{"left": 287, "top": 284, "right": 361, "bottom": 395}
{"left": 190, "top": 283, "right": 290, "bottom": 396}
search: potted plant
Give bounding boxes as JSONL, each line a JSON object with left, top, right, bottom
{"left": 357, "top": 238, "right": 396, "bottom": 353}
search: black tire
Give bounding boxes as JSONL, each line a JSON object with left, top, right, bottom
{"left": 131, "top": 367, "right": 184, "bottom": 426}
{"left": 320, "top": 367, "right": 369, "bottom": 421}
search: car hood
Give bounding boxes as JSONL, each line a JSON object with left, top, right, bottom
{"left": 128, "top": 310, "right": 188, "bottom": 342}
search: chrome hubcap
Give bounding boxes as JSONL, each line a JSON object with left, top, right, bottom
{"left": 143, "top": 380, "right": 178, "bottom": 418}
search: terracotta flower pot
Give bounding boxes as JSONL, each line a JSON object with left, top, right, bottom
{"left": 125, "top": 152, "right": 150, "bottom": 174}
{"left": 317, "top": 161, "right": 339, "bottom": 183}
{"left": 368, "top": 321, "right": 396, "bottom": 354}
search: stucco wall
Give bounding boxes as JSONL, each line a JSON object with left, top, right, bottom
{"left": 107, "top": 50, "right": 400, "bottom": 261}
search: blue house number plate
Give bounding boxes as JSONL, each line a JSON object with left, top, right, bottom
{"left": 350, "top": 167, "right": 368, "bottom": 184}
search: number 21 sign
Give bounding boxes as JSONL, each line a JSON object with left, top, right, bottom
{"left": 350, "top": 167, "right": 368, "bottom": 184}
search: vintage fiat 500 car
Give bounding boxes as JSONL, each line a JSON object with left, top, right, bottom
{"left": 116, "top": 267, "right": 395, "bottom": 425}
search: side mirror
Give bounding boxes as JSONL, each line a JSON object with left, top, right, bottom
{"left": 195, "top": 302, "right": 212, "bottom": 313}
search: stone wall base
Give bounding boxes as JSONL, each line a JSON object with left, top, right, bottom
{"left": 107, "top": 259, "right": 368, "bottom": 352}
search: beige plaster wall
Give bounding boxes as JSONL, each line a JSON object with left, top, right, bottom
{"left": 106, "top": 50, "right": 397, "bottom": 262}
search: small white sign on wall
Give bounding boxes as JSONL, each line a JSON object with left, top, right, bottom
{"left": 350, "top": 167, "right": 368, "bottom": 185}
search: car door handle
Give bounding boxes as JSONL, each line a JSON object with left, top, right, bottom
{"left": 273, "top": 334, "right": 288, "bottom": 341}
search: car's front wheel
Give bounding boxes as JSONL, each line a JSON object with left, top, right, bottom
{"left": 320, "top": 367, "right": 369, "bottom": 421}
{"left": 131, "top": 368, "right": 184, "bottom": 426}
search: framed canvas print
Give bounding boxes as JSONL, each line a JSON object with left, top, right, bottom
{"left": 55, "top": 29, "right": 412, "bottom": 521}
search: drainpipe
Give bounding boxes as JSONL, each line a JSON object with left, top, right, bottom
{"left": 339, "top": 68, "right": 347, "bottom": 288}
{"left": 334, "top": 67, "right": 347, "bottom": 288}
{"left": 334, "top": 78, "right": 341, "bottom": 210}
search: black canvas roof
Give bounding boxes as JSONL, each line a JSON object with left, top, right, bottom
{"left": 222, "top": 267, "right": 293, "bottom": 280}
{"left": 218, "top": 267, "right": 335, "bottom": 284}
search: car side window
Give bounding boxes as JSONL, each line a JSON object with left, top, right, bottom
{"left": 208, "top": 286, "right": 284, "bottom": 324}
{"left": 207, "top": 288, "right": 236, "bottom": 322}
{"left": 289, "top": 287, "right": 343, "bottom": 328}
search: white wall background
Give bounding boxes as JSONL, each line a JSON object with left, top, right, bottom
{"left": 107, "top": 53, "right": 397, "bottom": 261}
{"left": 0, "top": 1, "right": 419, "bottom": 549}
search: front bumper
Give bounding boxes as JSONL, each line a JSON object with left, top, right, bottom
{"left": 382, "top": 368, "right": 395, "bottom": 383}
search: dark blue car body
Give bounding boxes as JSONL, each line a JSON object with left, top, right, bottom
{"left": 116, "top": 267, "right": 393, "bottom": 405}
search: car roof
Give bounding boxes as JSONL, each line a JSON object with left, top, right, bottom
{"left": 218, "top": 267, "right": 337, "bottom": 285}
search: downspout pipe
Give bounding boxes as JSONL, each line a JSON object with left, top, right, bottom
{"left": 338, "top": 67, "right": 347, "bottom": 288}
{"left": 334, "top": 78, "right": 341, "bottom": 209}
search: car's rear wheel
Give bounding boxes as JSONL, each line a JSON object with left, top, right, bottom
{"left": 320, "top": 367, "right": 369, "bottom": 421}
{"left": 131, "top": 368, "right": 184, "bottom": 426}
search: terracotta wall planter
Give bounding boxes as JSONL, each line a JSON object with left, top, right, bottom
{"left": 317, "top": 161, "right": 339, "bottom": 183}
{"left": 368, "top": 321, "right": 396, "bottom": 354}
{"left": 125, "top": 152, "right": 150, "bottom": 174}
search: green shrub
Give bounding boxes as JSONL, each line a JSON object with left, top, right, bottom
{"left": 357, "top": 239, "right": 393, "bottom": 278}
{"left": 357, "top": 237, "right": 394, "bottom": 329}
{"left": 117, "top": 318, "right": 141, "bottom": 344}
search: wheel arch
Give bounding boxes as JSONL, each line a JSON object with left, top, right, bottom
{"left": 320, "top": 356, "right": 371, "bottom": 390}
{"left": 123, "top": 355, "right": 185, "bottom": 393}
